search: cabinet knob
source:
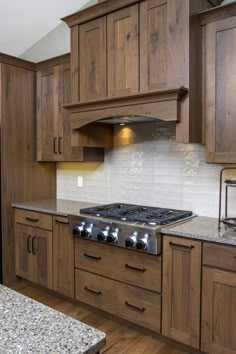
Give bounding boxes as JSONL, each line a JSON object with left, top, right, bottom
{"left": 53, "top": 137, "right": 58, "bottom": 154}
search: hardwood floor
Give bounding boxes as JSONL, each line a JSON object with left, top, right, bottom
{"left": 11, "top": 282, "right": 200, "bottom": 353}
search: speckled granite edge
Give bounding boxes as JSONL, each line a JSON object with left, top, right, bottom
{"left": 12, "top": 199, "right": 98, "bottom": 217}
{"left": 0, "top": 285, "right": 106, "bottom": 354}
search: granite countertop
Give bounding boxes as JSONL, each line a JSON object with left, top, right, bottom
{"left": 12, "top": 199, "right": 98, "bottom": 217}
{"left": 0, "top": 285, "right": 106, "bottom": 354}
{"left": 161, "top": 216, "right": 236, "bottom": 246}
{"left": 12, "top": 199, "right": 236, "bottom": 246}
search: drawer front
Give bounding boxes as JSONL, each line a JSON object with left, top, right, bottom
{"left": 75, "top": 269, "right": 161, "bottom": 333}
{"left": 15, "top": 209, "right": 52, "bottom": 231}
{"left": 75, "top": 238, "right": 161, "bottom": 292}
{"left": 203, "top": 242, "right": 236, "bottom": 272}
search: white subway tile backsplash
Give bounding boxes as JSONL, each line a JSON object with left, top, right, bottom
{"left": 57, "top": 123, "right": 236, "bottom": 218}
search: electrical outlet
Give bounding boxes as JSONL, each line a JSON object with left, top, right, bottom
{"left": 77, "top": 176, "right": 83, "bottom": 188}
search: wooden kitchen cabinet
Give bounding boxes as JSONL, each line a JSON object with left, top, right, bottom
{"left": 63, "top": 0, "right": 215, "bottom": 144}
{"left": 37, "top": 55, "right": 109, "bottom": 162}
{"left": 201, "top": 267, "right": 236, "bottom": 354}
{"left": 162, "top": 236, "right": 201, "bottom": 349}
{"left": 202, "top": 5, "right": 236, "bottom": 163}
{"left": 107, "top": 4, "right": 139, "bottom": 97}
{"left": 79, "top": 17, "right": 107, "bottom": 102}
{"left": 15, "top": 209, "right": 53, "bottom": 289}
{"left": 53, "top": 216, "right": 74, "bottom": 298}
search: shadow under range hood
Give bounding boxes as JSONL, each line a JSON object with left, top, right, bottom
{"left": 64, "top": 87, "right": 188, "bottom": 130}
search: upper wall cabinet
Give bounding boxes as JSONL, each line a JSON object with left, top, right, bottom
{"left": 62, "top": 0, "right": 215, "bottom": 143}
{"left": 80, "top": 17, "right": 107, "bottom": 102}
{"left": 107, "top": 5, "right": 139, "bottom": 97}
{"left": 37, "top": 55, "right": 113, "bottom": 162}
{"left": 140, "top": 0, "right": 168, "bottom": 92}
{"left": 201, "top": 3, "right": 236, "bottom": 163}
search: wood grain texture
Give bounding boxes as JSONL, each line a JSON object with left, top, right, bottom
{"left": 75, "top": 238, "right": 161, "bottom": 293}
{"left": 71, "top": 26, "right": 79, "bottom": 102}
{"left": 79, "top": 17, "right": 107, "bottom": 102}
{"left": 201, "top": 267, "right": 236, "bottom": 354}
{"left": 162, "top": 236, "right": 202, "bottom": 350}
{"left": 75, "top": 269, "right": 161, "bottom": 333}
{"left": 203, "top": 243, "right": 236, "bottom": 272}
{"left": 140, "top": 0, "right": 168, "bottom": 92}
{"left": 0, "top": 52, "right": 36, "bottom": 71}
{"left": 53, "top": 216, "right": 74, "bottom": 299}
{"left": 67, "top": 88, "right": 187, "bottom": 129}
{"left": 15, "top": 212, "right": 53, "bottom": 290}
{"left": 36, "top": 54, "right": 70, "bottom": 71}
{"left": 33, "top": 227, "right": 53, "bottom": 289}
{"left": 15, "top": 209, "right": 53, "bottom": 231}
{"left": 205, "top": 16, "right": 236, "bottom": 163}
{"left": 0, "top": 62, "right": 56, "bottom": 286}
{"left": 107, "top": 4, "right": 139, "bottom": 97}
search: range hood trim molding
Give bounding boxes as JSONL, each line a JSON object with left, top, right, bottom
{"left": 64, "top": 87, "right": 188, "bottom": 130}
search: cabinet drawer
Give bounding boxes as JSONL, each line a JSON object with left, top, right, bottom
{"left": 203, "top": 243, "right": 236, "bottom": 272}
{"left": 75, "top": 269, "right": 161, "bottom": 333}
{"left": 75, "top": 238, "right": 161, "bottom": 292}
{"left": 15, "top": 209, "right": 52, "bottom": 231}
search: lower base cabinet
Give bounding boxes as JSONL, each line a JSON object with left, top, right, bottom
{"left": 52, "top": 216, "right": 74, "bottom": 298}
{"left": 162, "top": 236, "right": 202, "bottom": 349}
{"left": 75, "top": 268, "right": 161, "bottom": 333}
{"left": 201, "top": 267, "right": 236, "bottom": 354}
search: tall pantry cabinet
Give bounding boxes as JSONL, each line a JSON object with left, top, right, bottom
{"left": 0, "top": 54, "right": 56, "bottom": 286}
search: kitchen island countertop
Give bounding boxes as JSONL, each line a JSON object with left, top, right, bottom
{"left": 0, "top": 285, "right": 106, "bottom": 354}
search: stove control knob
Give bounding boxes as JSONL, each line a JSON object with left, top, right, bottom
{"left": 81, "top": 224, "right": 93, "bottom": 238}
{"left": 97, "top": 227, "right": 109, "bottom": 241}
{"left": 72, "top": 223, "right": 85, "bottom": 236}
{"left": 107, "top": 229, "right": 119, "bottom": 243}
{"left": 136, "top": 234, "right": 149, "bottom": 251}
{"left": 125, "top": 232, "right": 138, "bottom": 248}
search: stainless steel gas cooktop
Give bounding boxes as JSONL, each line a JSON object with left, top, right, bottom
{"left": 69, "top": 203, "right": 194, "bottom": 255}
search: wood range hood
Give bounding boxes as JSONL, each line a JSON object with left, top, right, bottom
{"left": 64, "top": 87, "right": 188, "bottom": 130}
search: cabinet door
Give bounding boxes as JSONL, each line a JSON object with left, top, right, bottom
{"left": 206, "top": 17, "right": 236, "bottom": 163}
{"left": 201, "top": 267, "right": 236, "bottom": 354}
{"left": 37, "top": 67, "right": 59, "bottom": 161}
{"left": 15, "top": 224, "right": 34, "bottom": 281}
{"left": 140, "top": 0, "right": 168, "bottom": 92}
{"left": 162, "top": 236, "right": 201, "bottom": 349}
{"left": 53, "top": 217, "right": 74, "bottom": 298}
{"left": 107, "top": 5, "right": 139, "bottom": 97}
{"left": 32, "top": 228, "right": 53, "bottom": 289}
{"left": 79, "top": 17, "right": 107, "bottom": 102}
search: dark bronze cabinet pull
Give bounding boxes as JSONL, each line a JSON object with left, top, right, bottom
{"left": 58, "top": 137, "right": 62, "bottom": 154}
{"left": 55, "top": 219, "right": 69, "bottom": 225}
{"left": 27, "top": 235, "right": 32, "bottom": 254}
{"left": 53, "top": 137, "right": 57, "bottom": 154}
{"left": 125, "top": 301, "right": 146, "bottom": 312}
{"left": 125, "top": 264, "right": 147, "bottom": 272}
{"left": 84, "top": 253, "right": 102, "bottom": 261}
{"left": 169, "top": 241, "right": 195, "bottom": 250}
{"left": 32, "top": 236, "right": 37, "bottom": 255}
{"left": 25, "top": 217, "right": 39, "bottom": 223}
{"left": 84, "top": 286, "right": 102, "bottom": 295}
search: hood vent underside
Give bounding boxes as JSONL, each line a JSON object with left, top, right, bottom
{"left": 64, "top": 87, "right": 188, "bottom": 130}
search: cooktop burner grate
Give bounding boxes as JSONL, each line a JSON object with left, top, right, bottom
{"left": 80, "top": 203, "right": 192, "bottom": 225}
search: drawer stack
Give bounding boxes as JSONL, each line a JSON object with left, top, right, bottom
{"left": 75, "top": 238, "right": 161, "bottom": 332}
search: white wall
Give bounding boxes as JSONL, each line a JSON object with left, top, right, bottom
{"left": 20, "top": 0, "right": 98, "bottom": 62}
{"left": 57, "top": 123, "right": 236, "bottom": 218}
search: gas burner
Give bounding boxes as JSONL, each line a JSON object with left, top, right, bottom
{"left": 80, "top": 203, "right": 192, "bottom": 226}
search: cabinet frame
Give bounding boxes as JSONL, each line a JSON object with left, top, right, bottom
{"left": 162, "top": 236, "right": 201, "bottom": 349}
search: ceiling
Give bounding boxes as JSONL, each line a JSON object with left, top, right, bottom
{"left": 0, "top": 0, "right": 89, "bottom": 57}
